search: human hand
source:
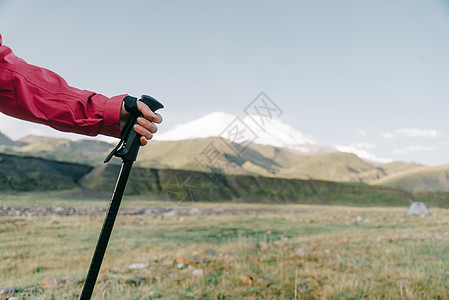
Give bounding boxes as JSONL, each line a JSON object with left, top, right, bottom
{"left": 119, "top": 99, "right": 163, "bottom": 146}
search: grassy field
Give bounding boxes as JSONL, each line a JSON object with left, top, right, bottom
{"left": 1, "top": 202, "right": 449, "bottom": 299}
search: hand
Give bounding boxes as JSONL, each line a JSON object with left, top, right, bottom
{"left": 119, "top": 100, "right": 163, "bottom": 146}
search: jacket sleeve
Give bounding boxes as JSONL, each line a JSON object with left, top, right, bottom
{"left": 0, "top": 34, "right": 124, "bottom": 138}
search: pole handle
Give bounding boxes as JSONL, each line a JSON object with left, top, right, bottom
{"left": 104, "top": 95, "right": 164, "bottom": 163}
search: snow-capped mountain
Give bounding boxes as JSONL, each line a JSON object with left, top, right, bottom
{"left": 155, "top": 112, "right": 336, "bottom": 154}
{"left": 155, "top": 112, "right": 236, "bottom": 141}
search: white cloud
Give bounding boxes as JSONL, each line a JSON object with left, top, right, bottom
{"left": 380, "top": 132, "right": 395, "bottom": 139}
{"left": 396, "top": 128, "right": 440, "bottom": 138}
{"left": 392, "top": 145, "right": 437, "bottom": 155}
{"left": 336, "top": 145, "right": 393, "bottom": 163}
{"left": 381, "top": 128, "right": 441, "bottom": 139}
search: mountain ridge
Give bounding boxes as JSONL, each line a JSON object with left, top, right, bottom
{"left": 371, "top": 164, "right": 449, "bottom": 192}
{"left": 1, "top": 151, "right": 448, "bottom": 207}
{"left": 1, "top": 132, "right": 448, "bottom": 192}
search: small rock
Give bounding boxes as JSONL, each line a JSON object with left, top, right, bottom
{"left": 324, "top": 249, "right": 331, "bottom": 255}
{"left": 295, "top": 248, "right": 306, "bottom": 257}
{"left": 54, "top": 207, "right": 64, "bottom": 213}
{"left": 42, "top": 276, "right": 66, "bottom": 287}
{"left": 176, "top": 263, "right": 186, "bottom": 269}
{"left": 7, "top": 297, "right": 19, "bottom": 300}
{"left": 128, "top": 263, "right": 147, "bottom": 270}
{"left": 397, "top": 278, "right": 410, "bottom": 288}
{"left": 192, "top": 269, "right": 204, "bottom": 277}
{"left": 189, "top": 208, "right": 201, "bottom": 215}
{"left": 259, "top": 242, "right": 270, "bottom": 250}
{"left": 126, "top": 276, "right": 147, "bottom": 286}
{"left": 149, "top": 291, "right": 160, "bottom": 298}
{"left": 162, "top": 210, "right": 178, "bottom": 217}
{"left": 186, "top": 291, "right": 195, "bottom": 297}
{"left": 356, "top": 216, "right": 363, "bottom": 222}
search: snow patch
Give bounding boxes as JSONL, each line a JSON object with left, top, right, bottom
{"left": 155, "top": 111, "right": 326, "bottom": 154}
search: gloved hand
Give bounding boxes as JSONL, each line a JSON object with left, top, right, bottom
{"left": 119, "top": 95, "right": 163, "bottom": 146}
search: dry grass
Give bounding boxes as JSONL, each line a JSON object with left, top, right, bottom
{"left": 1, "top": 203, "right": 449, "bottom": 299}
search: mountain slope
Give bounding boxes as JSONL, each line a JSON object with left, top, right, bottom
{"left": 137, "top": 137, "right": 422, "bottom": 184}
{"left": 0, "top": 131, "right": 26, "bottom": 147}
{"left": 1, "top": 134, "right": 426, "bottom": 189}
{"left": 80, "top": 164, "right": 415, "bottom": 206}
{"left": 13, "top": 135, "right": 116, "bottom": 166}
{"left": 1, "top": 151, "right": 447, "bottom": 206}
{"left": 0, "top": 153, "right": 92, "bottom": 191}
{"left": 0, "top": 132, "right": 15, "bottom": 146}
{"left": 371, "top": 164, "right": 449, "bottom": 192}
{"left": 0, "top": 152, "right": 424, "bottom": 207}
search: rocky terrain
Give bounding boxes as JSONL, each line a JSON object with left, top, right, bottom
{"left": 0, "top": 205, "right": 307, "bottom": 218}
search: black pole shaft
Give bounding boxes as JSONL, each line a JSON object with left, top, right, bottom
{"left": 80, "top": 161, "right": 134, "bottom": 300}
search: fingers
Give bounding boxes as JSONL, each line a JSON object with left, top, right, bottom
{"left": 134, "top": 123, "right": 154, "bottom": 140}
{"left": 133, "top": 99, "right": 163, "bottom": 145}
{"left": 137, "top": 101, "right": 163, "bottom": 124}
{"left": 137, "top": 117, "right": 158, "bottom": 133}
{"left": 140, "top": 136, "right": 148, "bottom": 146}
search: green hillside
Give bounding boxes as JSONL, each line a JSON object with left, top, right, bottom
{"left": 413, "top": 191, "right": 449, "bottom": 208}
{"left": 1, "top": 152, "right": 448, "bottom": 207}
{"left": 80, "top": 164, "right": 415, "bottom": 207}
{"left": 371, "top": 164, "right": 449, "bottom": 192}
{"left": 0, "top": 153, "right": 92, "bottom": 191}
{"left": 5, "top": 134, "right": 447, "bottom": 192}
{"left": 7, "top": 134, "right": 411, "bottom": 185}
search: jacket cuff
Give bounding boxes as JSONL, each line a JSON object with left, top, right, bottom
{"left": 103, "top": 94, "right": 126, "bottom": 138}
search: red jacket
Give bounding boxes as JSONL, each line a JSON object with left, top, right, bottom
{"left": 0, "top": 34, "right": 124, "bottom": 138}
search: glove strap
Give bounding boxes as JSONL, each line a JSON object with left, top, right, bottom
{"left": 123, "top": 95, "right": 140, "bottom": 115}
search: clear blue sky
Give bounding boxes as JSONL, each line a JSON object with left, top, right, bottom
{"left": 0, "top": 0, "right": 448, "bottom": 165}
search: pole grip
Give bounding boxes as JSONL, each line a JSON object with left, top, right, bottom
{"left": 105, "top": 95, "right": 164, "bottom": 163}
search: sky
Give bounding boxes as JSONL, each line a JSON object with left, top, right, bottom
{"left": 0, "top": 0, "right": 448, "bottom": 165}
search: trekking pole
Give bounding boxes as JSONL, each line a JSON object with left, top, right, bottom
{"left": 80, "top": 95, "right": 164, "bottom": 300}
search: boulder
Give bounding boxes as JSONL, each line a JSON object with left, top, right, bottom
{"left": 407, "top": 202, "right": 431, "bottom": 216}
